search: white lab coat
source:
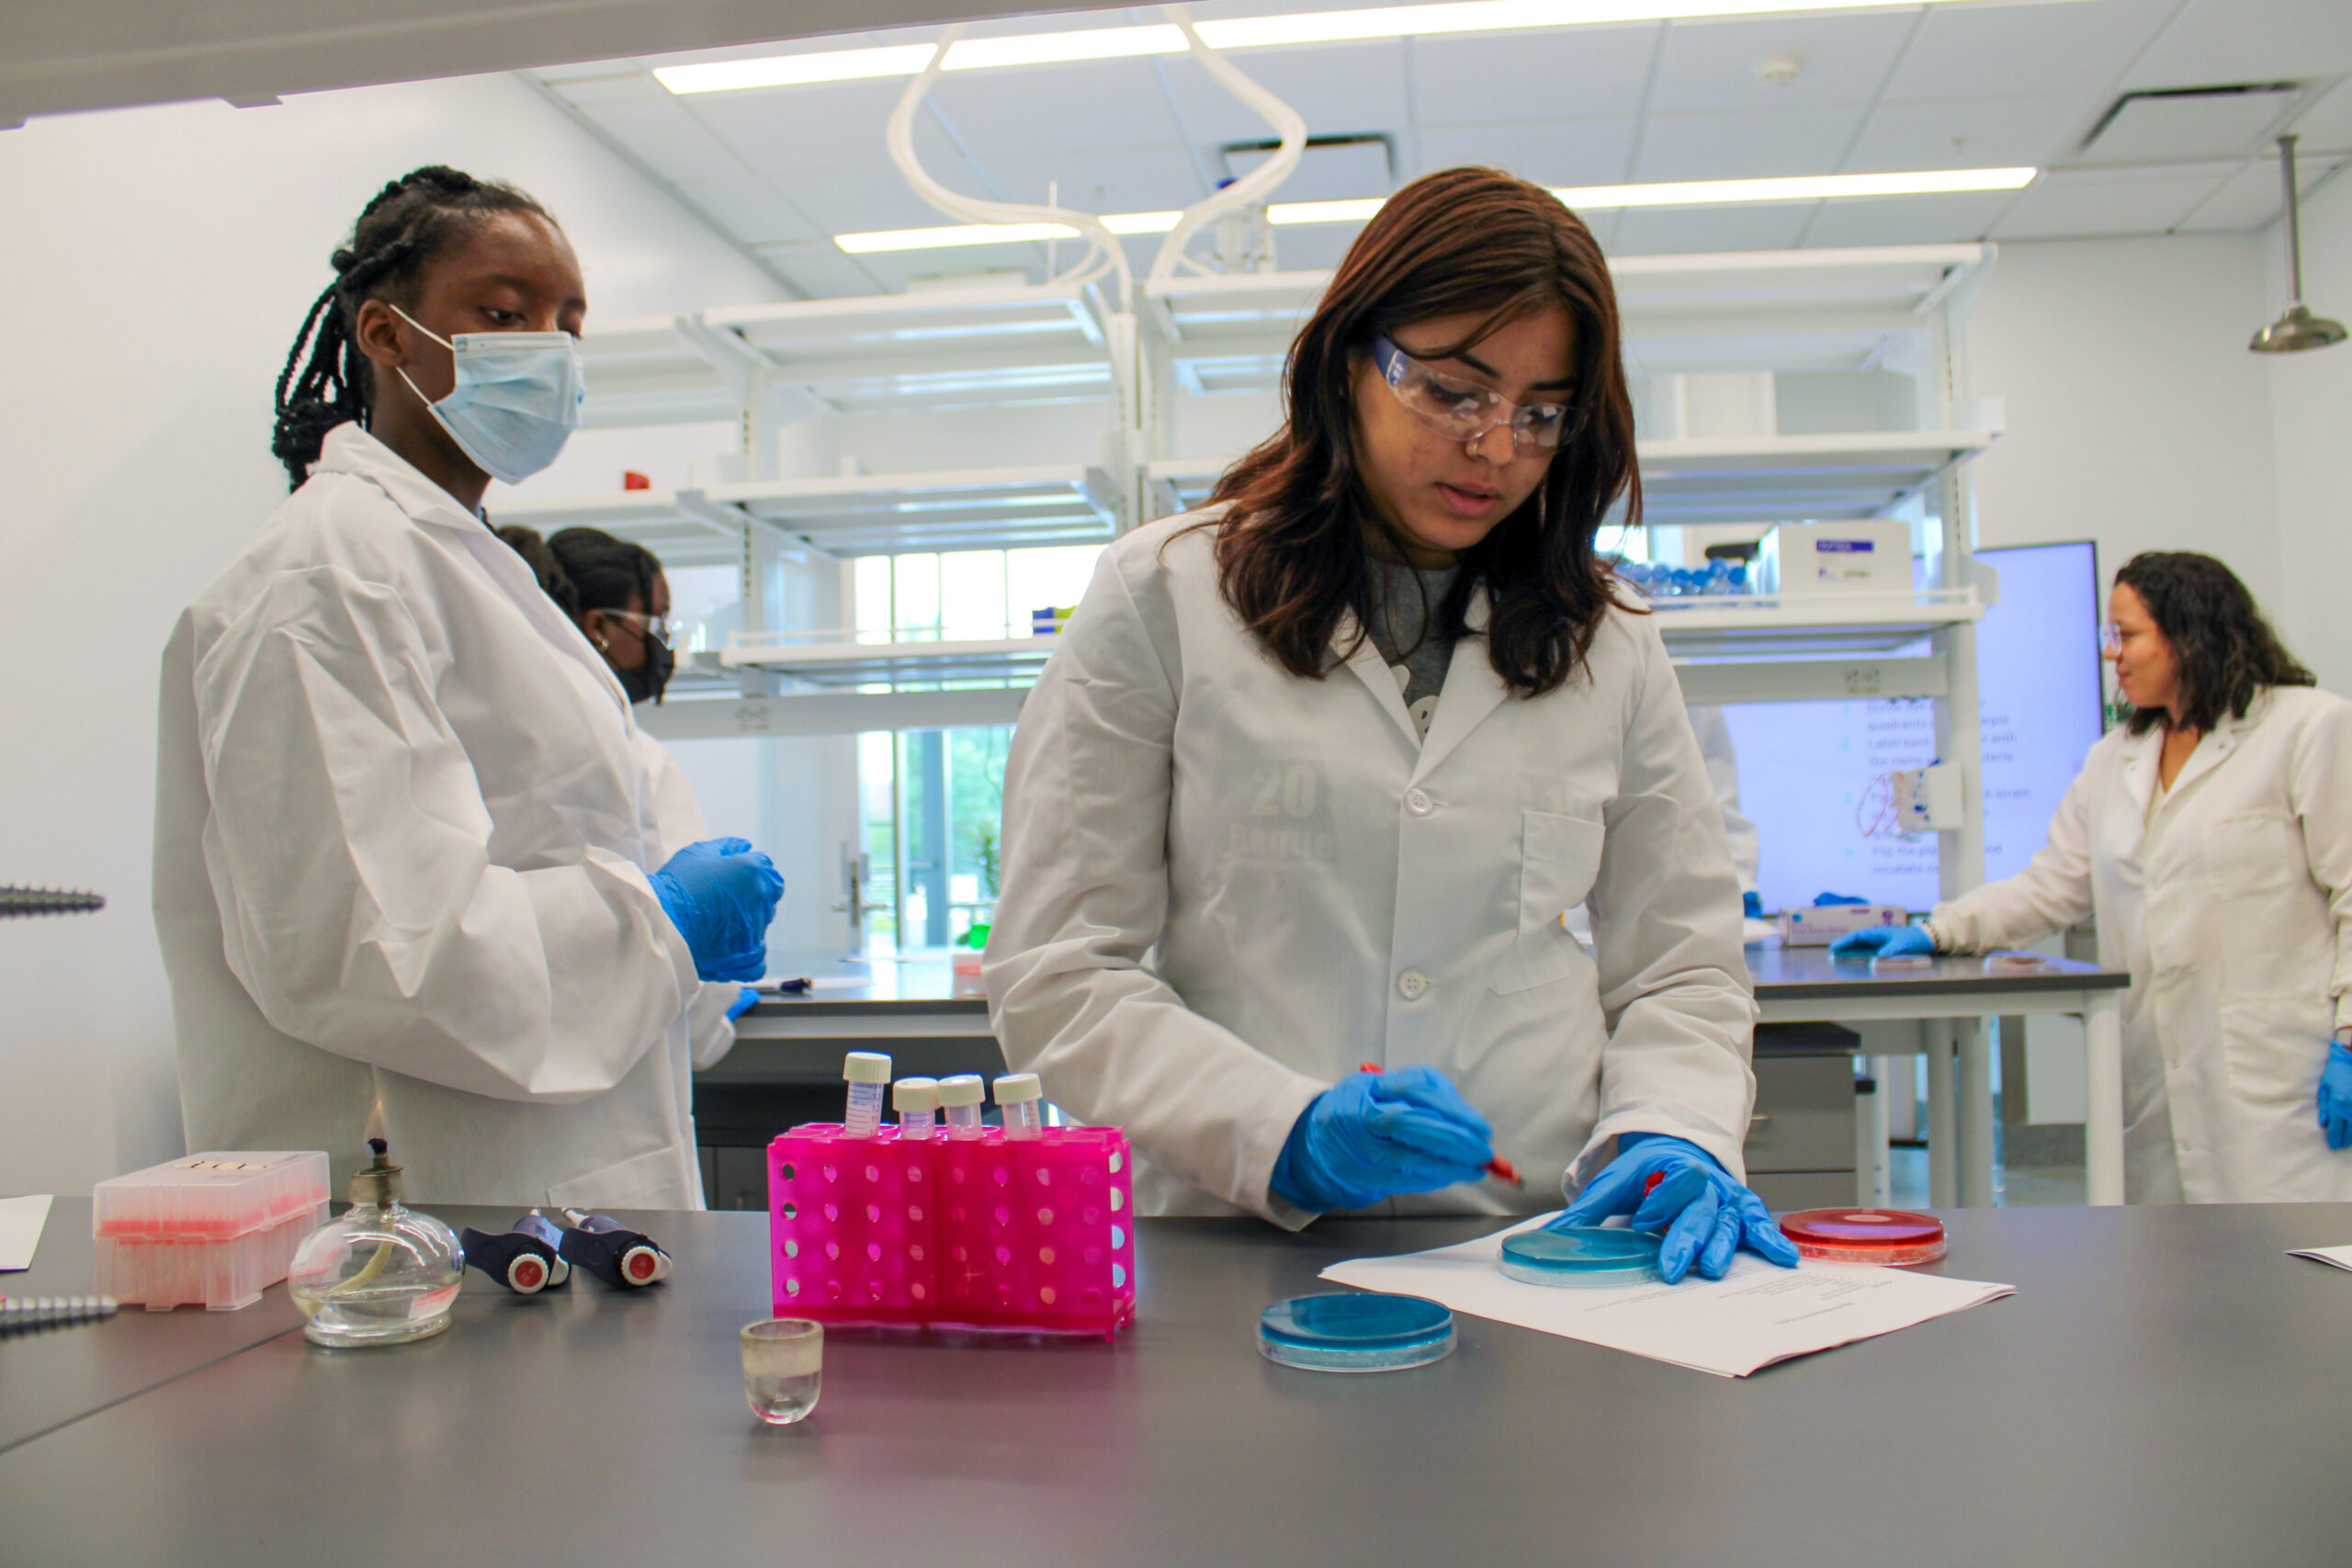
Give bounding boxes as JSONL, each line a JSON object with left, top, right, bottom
{"left": 1929, "top": 685, "right": 2352, "bottom": 1202}
{"left": 1687, "top": 705, "right": 1760, "bottom": 897}
{"left": 985, "top": 513, "right": 1757, "bottom": 1224}
{"left": 153, "top": 423, "right": 733, "bottom": 1209}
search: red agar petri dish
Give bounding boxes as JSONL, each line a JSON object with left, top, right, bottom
{"left": 1778, "top": 1208, "right": 1947, "bottom": 1266}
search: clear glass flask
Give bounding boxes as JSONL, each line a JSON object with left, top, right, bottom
{"left": 287, "top": 1142, "right": 461, "bottom": 1348}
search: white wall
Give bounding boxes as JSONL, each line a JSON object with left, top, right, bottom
{"left": 0, "top": 72, "right": 785, "bottom": 1196}
{"left": 1966, "top": 235, "right": 2284, "bottom": 619}
{"left": 2261, "top": 170, "right": 2352, "bottom": 695}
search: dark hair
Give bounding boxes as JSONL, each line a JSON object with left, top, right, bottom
{"left": 2115, "top": 551, "right": 2313, "bottom": 734}
{"left": 273, "top": 165, "right": 557, "bottom": 488}
{"left": 494, "top": 525, "right": 578, "bottom": 615}
{"left": 544, "top": 526, "right": 662, "bottom": 619}
{"left": 1202, "top": 166, "right": 1640, "bottom": 698}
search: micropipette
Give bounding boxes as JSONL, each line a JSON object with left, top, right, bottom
{"left": 1356, "top": 1064, "right": 1524, "bottom": 1188}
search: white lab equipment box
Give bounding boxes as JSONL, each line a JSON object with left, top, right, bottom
{"left": 1758, "top": 522, "right": 1914, "bottom": 595}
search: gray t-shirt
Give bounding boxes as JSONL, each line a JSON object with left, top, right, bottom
{"left": 1363, "top": 557, "right": 1461, "bottom": 741}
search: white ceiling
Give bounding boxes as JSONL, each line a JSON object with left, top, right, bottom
{"left": 527, "top": 0, "right": 2352, "bottom": 299}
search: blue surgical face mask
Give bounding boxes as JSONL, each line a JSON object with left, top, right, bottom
{"left": 390, "top": 305, "right": 585, "bottom": 485}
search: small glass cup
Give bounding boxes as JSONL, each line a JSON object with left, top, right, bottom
{"left": 741, "top": 1317, "right": 823, "bottom": 1426}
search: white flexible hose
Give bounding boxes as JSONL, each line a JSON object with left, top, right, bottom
{"left": 1147, "top": 5, "right": 1311, "bottom": 284}
{"left": 884, "top": 28, "right": 1134, "bottom": 299}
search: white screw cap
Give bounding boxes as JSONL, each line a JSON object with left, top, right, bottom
{"left": 937, "top": 1074, "right": 986, "bottom": 1108}
{"left": 894, "top": 1076, "right": 941, "bottom": 1111}
{"left": 993, "top": 1072, "right": 1044, "bottom": 1105}
{"left": 843, "top": 1051, "right": 893, "bottom": 1085}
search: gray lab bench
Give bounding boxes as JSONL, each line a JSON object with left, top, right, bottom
{"left": 6, "top": 1199, "right": 2351, "bottom": 1566}
{"left": 708, "top": 947, "right": 2130, "bottom": 1212}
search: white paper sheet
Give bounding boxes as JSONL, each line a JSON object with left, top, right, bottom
{"left": 2288, "top": 1244, "right": 2352, "bottom": 1272}
{"left": 1322, "top": 1217, "right": 2014, "bottom": 1378}
{"left": 0, "top": 1194, "right": 52, "bottom": 1271}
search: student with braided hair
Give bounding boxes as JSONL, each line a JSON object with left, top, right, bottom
{"left": 153, "top": 166, "right": 783, "bottom": 1208}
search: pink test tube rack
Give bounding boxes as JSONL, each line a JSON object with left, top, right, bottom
{"left": 767, "top": 1123, "right": 1136, "bottom": 1339}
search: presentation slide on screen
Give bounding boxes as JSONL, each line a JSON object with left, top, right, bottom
{"left": 1721, "top": 541, "right": 2105, "bottom": 913}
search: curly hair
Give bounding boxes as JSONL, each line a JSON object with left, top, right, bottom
{"left": 272, "top": 165, "right": 557, "bottom": 488}
{"left": 2114, "top": 551, "right": 2313, "bottom": 734}
{"left": 1201, "top": 166, "right": 1639, "bottom": 698}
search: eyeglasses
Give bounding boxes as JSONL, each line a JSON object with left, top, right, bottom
{"left": 601, "top": 608, "right": 681, "bottom": 645}
{"left": 1371, "top": 333, "right": 1576, "bottom": 454}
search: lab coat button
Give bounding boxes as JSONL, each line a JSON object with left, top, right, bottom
{"left": 1397, "top": 970, "right": 1429, "bottom": 1000}
{"left": 1405, "top": 789, "right": 1433, "bottom": 816}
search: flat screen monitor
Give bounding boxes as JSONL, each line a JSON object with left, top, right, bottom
{"left": 1718, "top": 540, "right": 2106, "bottom": 912}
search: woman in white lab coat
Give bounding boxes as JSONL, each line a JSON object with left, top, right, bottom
{"left": 153, "top": 166, "right": 781, "bottom": 1208}
{"left": 1838, "top": 552, "right": 2352, "bottom": 1202}
{"left": 987, "top": 168, "right": 1795, "bottom": 1283}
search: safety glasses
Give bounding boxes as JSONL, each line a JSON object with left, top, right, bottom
{"left": 600, "top": 608, "right": 680, "bottom": 646}
{"left": 1371, "top": 333, "right": 1576, "bottom": 454}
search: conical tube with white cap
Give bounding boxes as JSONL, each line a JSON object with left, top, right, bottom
{"left": 842, "top": 1052, "right": 892, "bottom": 1137}
{"left": 938, "top": 1074, "right": 987, "bottom": 1140}
{"left": 995, "top": 1073, "right": 1045, "bottom": 1140}
{"left": 894, "top": 1076, "right": 940, "bottom": 1139}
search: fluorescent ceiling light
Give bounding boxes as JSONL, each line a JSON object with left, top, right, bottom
{"left": 832, "top": 170, "right": 2037, "bottom": 253}
{"left": 660, "top": 0, "right": 2064, "bottom": 94}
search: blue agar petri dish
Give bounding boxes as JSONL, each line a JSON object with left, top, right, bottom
{"left": 1258, "top": 1292, "right": 1456, "bottom": 1372}
{"left": 1498, "top": 1225, "right": 1664, "bottom": 1288}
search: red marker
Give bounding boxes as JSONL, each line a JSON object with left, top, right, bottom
{"left": 1358, "top": 1063, "right": 1525, "bottom": 1188}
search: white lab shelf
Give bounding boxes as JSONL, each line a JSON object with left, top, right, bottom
{"left": 1148, "top": 430, "right": 1996, "bottom": 525}
{"left": 1649, "top": 587, "right": 1983, "bottom": 659}
{"left": 720, "top": 631, "right": 1058, "bottom": 688}
{"left": 577, "top": 284, "right": 1116, "bottom": 424}
{"left": 488, "top": 466, "right": 1120, "bottom": 564}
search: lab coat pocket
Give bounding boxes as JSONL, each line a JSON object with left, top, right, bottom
{"left": 2206, "top": 811, "right": 2301, "bottom": 896}
{"left": 2215, "top": 993, "right": 2331, "bottom": 1115}
{"left": 1489, "top": 811, "right": 1605, "bottom": 995}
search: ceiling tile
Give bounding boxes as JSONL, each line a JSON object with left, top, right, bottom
{"left": 545, "top": 71, "right": 667, "bottom": 107}
{"left": 1409, "top": 25, "right": 1660, "bottom": 125}
{"left": 1157, "top": 41, "right": 1410, "bottom": 148}
{"left": 1230, "top": 138, "right": 1396, "bottom": 201}
{"left": 1845, "top": 95, "right": 2103, "bottom": 175}
{"left": 1632, "top": 104, "right": 1869, "bottom": 183}
{"left": 2075, "top": 86, "right": 2307, "bottom": 165}
{"left": 1610, "top": 200, "right": 1816, "bottom": 255}
{"left": 574, "top": 96, "right": 753, "bottom": 189}
{"left": 1882, "top": 0, "right": 2176, "bottom": 103}
{"left": 687, "top": 79, "right": 922, "bottom": 176}
{"left": 667, "top": 166, "right": 821, "bottom": 245}
{"left": 775, "top": 169, "right": 972, "bottom": 236}
{"left": 751, "top": 243, "right": 887, "bottom": 299}
{"left": 2175, "top": 153, "right": 2351, "bottom": 232}
{"left": 1645, "top": 10, "right": 1920, "bottom": 116}
{"left": 1988, "top": 167, "right": 2229, "bottom": 239}
{"left": 1800, "top": 189, "right": 2019, "bottom": 247}
{"left": 2288, "top": 76, "right": 2352, "bottom": 150}
{"left": 983, "top": 146, "right": 1213, "bottom": 213}
{"left": 926, "top": 59, "right": 1183, "bottom": 158}
{"left": 1418, "top": 118, "right": 1639, "bottom": 187}
{"left": 2123, "top": 0, "right": 2352, "bottom": 92}
{"left": 1258, "top": 220, "right": 1363, "bottom": 275}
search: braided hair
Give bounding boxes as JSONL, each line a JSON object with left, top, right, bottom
{"left": 272, "top": 165, "right": 556, "bottom": 489}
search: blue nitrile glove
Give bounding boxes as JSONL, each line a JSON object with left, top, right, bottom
{"left": 1829, "top": 924, "right": 1935, "bottom": 958}
{"left": 648, "top": 838, "right": 784, "bottom": 983}
{"left": 1814, "top": 892, "right": 1869, "bottom": 906}
{"left": 1552, "top": 1134, "right": 1800, "bottom": 1284}
{"left": 725, "top": 987, "right": 759, "bottom": 1022}
{"left": 2319, "top": 1042, "right": 2352, "bottom": 1152}
{"left": 1270, "top": 1066, "right": 1496, "bottom": 1213}
{"left": 1743, "top": 891, "right": 1764, "bottom": 920}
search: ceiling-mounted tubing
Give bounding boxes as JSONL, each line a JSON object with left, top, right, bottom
{"left": 1148, "top": 5, "right": 1309, "bottom": 284}
{"left": 885, "top": 28, "right": 1133, "bottom": 299}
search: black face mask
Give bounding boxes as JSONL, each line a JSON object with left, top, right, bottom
{"left": 617, "top": 633, "right": 674, "bottom": 705}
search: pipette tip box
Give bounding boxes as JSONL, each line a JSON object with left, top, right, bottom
{"left": 92, "top": 1151, "right": 330, "bottom": 1312}
{"left": 768, "top": 1124, "right": 1136, "bottom": 1339}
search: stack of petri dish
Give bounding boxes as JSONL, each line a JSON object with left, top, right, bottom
{"left": 1871, "top": 953, "right": 1935, "bottom": 974}
{"left": 1984, "top": 952, "right": 2048, "bottom": 976}
{"left": 1257, "top": 1292, "right": 1456, "bottom": 1372}
{"left": 1497, "top": 1225, "right": 1664, "bottom": 1288}
{"left": 1777, "top": 1208, "right": 1947, "bottom": 1266}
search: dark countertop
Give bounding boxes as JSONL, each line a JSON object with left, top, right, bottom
{"left": 742, "top": 944, "right": 2128, "bottom": 1018}
{"left": 6, "top": 1201, "right": 2348, "bottom": 1566}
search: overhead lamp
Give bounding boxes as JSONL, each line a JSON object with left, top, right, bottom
{"left": 658, "top": 0, "right": 2063, "bottom": 95}
{"left": 832, "top": 169, "right": 2038, "bottom": 254}
{"left": 2249, "top": 135, "right": 2346, "bottom": 355}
